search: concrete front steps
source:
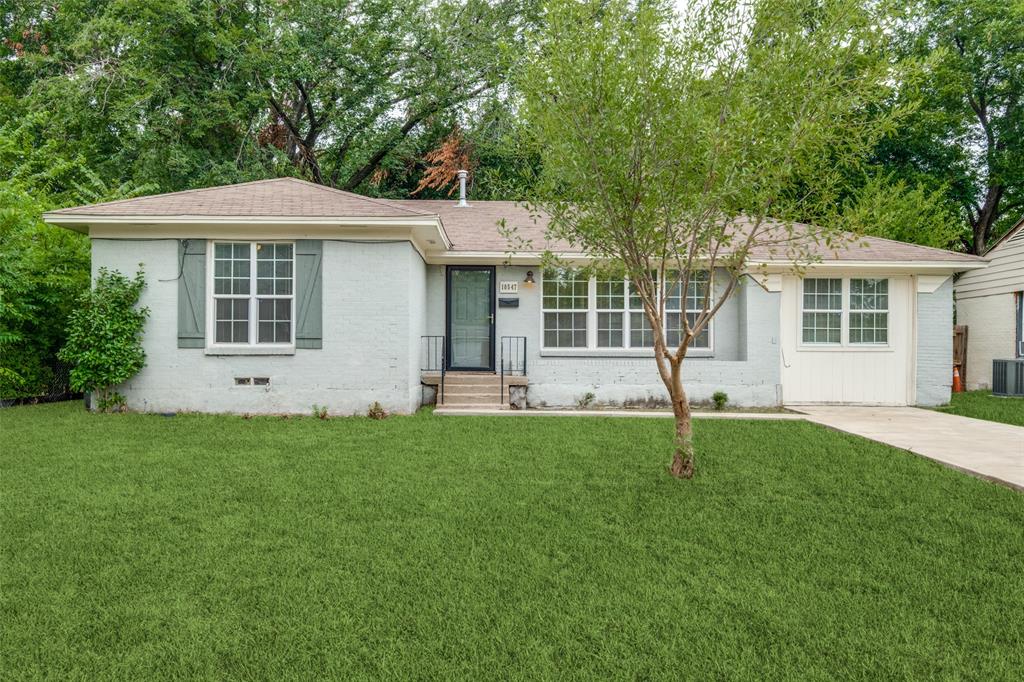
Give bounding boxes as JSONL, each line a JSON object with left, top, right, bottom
{"left": 439, "top": 372, "right": 505, "bottom": 408}
{"left": 422, "top": 371, "right": 527, "bottom": 409}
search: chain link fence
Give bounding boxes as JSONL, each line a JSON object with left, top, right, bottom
{"left": 0, "top": 361, "right": 82, "bottom": 408}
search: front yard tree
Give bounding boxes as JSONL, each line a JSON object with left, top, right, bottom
{"left": 522, "top": 0, "right": 906, "bottom": 478}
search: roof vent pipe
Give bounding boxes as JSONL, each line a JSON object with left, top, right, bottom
{"left": 456, "top": 169, "right": 469, "bottom": 207}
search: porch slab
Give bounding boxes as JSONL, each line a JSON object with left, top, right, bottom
{"left": 796, "top": 406, "right": 1024, "bottom": 490}
{"left": 421, "top": 372, "right": 528, "bottom": 386}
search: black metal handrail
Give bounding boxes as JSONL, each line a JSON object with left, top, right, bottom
{"left": 421, "top": 335, "right": 446, "bottom": 404}
{"left": 500, "top": 336, "right": 527, "bottom": 405}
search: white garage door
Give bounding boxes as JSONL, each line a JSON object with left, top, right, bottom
{"left": 780, "top": 274, "right": 913, "bottom": 405}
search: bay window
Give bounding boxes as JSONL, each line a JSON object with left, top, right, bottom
{"left": 542, "top": 269, "right": 713, "bottom": 351}
{"left": 211, "top": 242, "right": 294, "bottom": 347}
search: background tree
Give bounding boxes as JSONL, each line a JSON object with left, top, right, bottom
{"left": 876, "top": 0, "right": 1024, "bottom": 253}
{"left": 521, "top": 0, "right": 906, "bottom": 477}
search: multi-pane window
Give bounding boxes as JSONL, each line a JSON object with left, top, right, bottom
{"left": 542, "top": 270, "right": 713, "bottom": 351}
{"left": 849, "top": 278, "right": 888, "bottom": 344}
{"left": 628, "top": 279, "right": 656, "bottom": 348}
{"left": 542, "top": 269, "right": 588, "bottom": 348}
{"left": 595, "top": 278, "right": 625, "bottom": 348}
{"left": 802, "top": 278, "right": 842, "bottom": 344}
{"left": 212, "top": 242, "right": 294, "bottom": 346}
{"left": 666, "top": 271, "right": 711, "bottom": 348}
{"left": 800, "top": 277, "right": 891, "bottom": 346}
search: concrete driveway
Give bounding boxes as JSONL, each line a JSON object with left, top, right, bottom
{"left": 796, "top": 406, "right": 1024, "bottom": 490}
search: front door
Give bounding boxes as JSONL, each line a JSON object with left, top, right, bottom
{"left": 447, "top": 266, "right": 495, "bottom": 370}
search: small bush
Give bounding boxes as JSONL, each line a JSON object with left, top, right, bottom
{"left": 367, "top": 401, "right": 388, "bottom": 420}
{"left": 312, "top": 404, "right": 329, "bottom": 420}
{"left": 576, "top": 391, "right": 596, "bottom": 409}
{"left": 96, "top": 392, "right": 128, "bottom": 413}
{"left": 58, "top": 267, "right": 149, "bottom": 411}
{"left": 712, "top": 391, "right": 728, "bottom": 411}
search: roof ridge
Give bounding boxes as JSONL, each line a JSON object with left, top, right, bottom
{"left": 46, "top": 177, "right": 437, "bottom": 218}
{"left": 45, "top": 177, "right": 292, "bottom": 215}
{"left": 287, "top": 178, "right": 433, "bottom": 216}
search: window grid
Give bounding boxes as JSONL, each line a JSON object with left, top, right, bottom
{"left": 801, "top": 278, "right": 842, "bottom": 344}
{"left": 211, "top": 242, "right": 295, "bottom": 346}
{"left": 849, "top": 278, "right": 888, "bottom": 344}
{"left": 800, "top": 277, "right": 892, "bottom": 347}
{"left": 628, "top": 278, "right": 657, "bottom": 348}
{"left": 666, "top": 271, "right": 711, "bottom": 349}
{"left": 542, "top": 270, "right": 590, "bottom": 348}
{"left": 595, "top": 278, "right": 625, "bottom": 348}
{"left": 542, "top": 270, "right": 713, "bottom": 351}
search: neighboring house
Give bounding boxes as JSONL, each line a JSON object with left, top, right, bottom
{"left": 953, "top": 217, "right": 1024, "bottom": 390}
{"left": 43, "top": 178, "right": 986, "bottom": 414}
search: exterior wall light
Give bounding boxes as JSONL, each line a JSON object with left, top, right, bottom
{"left": 524, "top": 270, "right": 535, "bottom": 285}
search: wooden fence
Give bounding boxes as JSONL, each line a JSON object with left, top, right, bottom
{"left": 953, "top": 325, "right": 968, "bottom": 388}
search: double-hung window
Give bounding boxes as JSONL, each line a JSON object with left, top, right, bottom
{"left": 666, "top": 271, "right": 711, "bottom": 349}
{"left": 212, "top": 242, "right": 294, "bottom": 347}
{"left": 801, "top": 278, "right": 842, "bottom": 344}
{"left": 595, "top": 277, "right": 626, "bottom": 348}
{"left": 542, "top": 269, "right": 588, "bottom": 348}
{"left": 542, "top": 269, "right": 713, "bottom": 351}
{"left": 800, "top": 277, "right": 890, "bottom": 346}
{"left": 628, "top": 277, "right": 657, "bottom": 348}
{"left": 849, "top": 278, "right": 888, "bottom": 344}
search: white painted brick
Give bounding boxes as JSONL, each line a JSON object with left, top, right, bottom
{"left": 954, "top": 291, "right": 1016, "bottom": 390}
{"left": 915, "top": 278, "right": 954, "bottom": 405}
{"left": 92, "top": 239, "right": 425, "bottom": 415}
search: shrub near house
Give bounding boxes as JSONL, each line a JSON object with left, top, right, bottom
{"left": 59, "top": 268, "right": 148, "bottom": 411}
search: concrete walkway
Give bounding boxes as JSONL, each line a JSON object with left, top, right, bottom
{"left": 797, "top": 406, "right": 1024, "bottom": 490}
{"left": 433, "top": 407, "right": 803, "bottom": 420}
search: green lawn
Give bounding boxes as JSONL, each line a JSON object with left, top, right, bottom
{"left": 2, "top": 404, "right": 1023, "bottom": 680}
{"left": 935, "top": 390, "right": 1024, "bottom": 427}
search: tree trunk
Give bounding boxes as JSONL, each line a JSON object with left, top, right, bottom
{"left": 970, "top": 184, "right": 1004, "bottom": 255}
{"left": 666, "top": 359, "right": 694, "bottom": 479}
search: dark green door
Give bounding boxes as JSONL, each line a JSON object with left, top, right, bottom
{"left": 447, "top": 266, "right": 495, "bottom": 370}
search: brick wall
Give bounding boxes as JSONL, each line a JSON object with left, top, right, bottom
{"left": 953, "top": 290, "right": 1016, "bottom": 390}
{"left": 92, "top": 239, "right": 425, "bottom": 415}
{"left": 915, "top": 278, "right": 955, "bottom": 405}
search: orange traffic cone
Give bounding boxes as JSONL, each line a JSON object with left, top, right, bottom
{"left": 952, "top": 366, "right": 963, "bottom": 393}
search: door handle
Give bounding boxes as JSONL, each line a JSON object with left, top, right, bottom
{"left": 489, "top": 314, "right": 494, "bottom": 324}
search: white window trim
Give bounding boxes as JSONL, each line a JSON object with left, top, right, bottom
{"left": 540, "top": 271, "right": 714, "bottom": 355}
{"left": 798, "top": 276, "right": 893, "bottom": 352}
{"left": 205, "top": 240, "right": 296, "bottom": 354}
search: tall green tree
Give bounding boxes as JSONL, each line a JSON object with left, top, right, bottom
{"left": 254, "top": 0, "right": 536, "bottom": 191}
{"left": 2, "top": 0, "right": 536, "bottom": 194}
{"left": 880, "top": 0, "right": 1024, "bottom": 253}
{"left": 521, "top": 0, "right": 905, "bottom": 477}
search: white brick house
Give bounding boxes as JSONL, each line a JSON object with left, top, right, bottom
{"left": 954, "top": 218, "right": 1024, "bottom": 390}
{"left": 44, "top": 178, "right": 987, "bottom": 414}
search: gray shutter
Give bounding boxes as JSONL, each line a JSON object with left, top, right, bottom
{"left": 177, "top": 239, "right": 207, "bottom": 348}
{"left": 295, "top": 240, "right": 323, "bottom": 349}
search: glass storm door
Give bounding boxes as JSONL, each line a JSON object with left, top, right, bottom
{"left": 447, "top": 267, "right": 495, "bottom": 370}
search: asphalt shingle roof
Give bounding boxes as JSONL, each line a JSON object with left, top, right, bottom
{"left": 46, "top": 178, "right": 984, "bottom": 263}
{"left": 46, "top": 178, "right": 430, "bottom": 218}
